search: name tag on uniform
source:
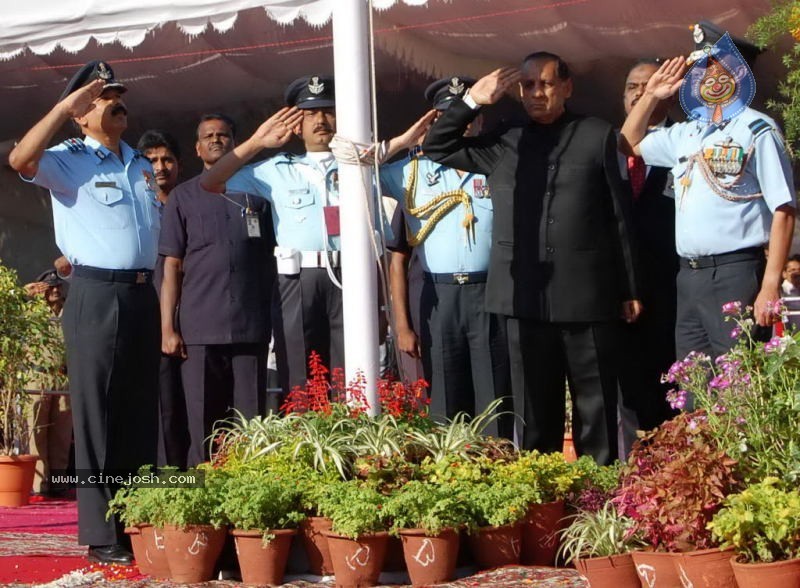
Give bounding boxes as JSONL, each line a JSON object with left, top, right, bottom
{"left": 94, "top": 181, "right": 118, "bottom": 189}
{"left": 245, "top": 212, "right": 261, "bottom": 238}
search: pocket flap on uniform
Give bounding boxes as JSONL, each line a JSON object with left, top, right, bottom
{"left": 285, "top": 188, "right": 315, "bottom": 209}
{"left": 89, "top": 188, "right": 124, "bottom": 206}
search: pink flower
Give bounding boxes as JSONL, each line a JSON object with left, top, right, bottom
{"left": 722, "top": 301, "right": 742, "bottom": 315}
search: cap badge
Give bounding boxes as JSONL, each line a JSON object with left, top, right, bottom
{"left": 308, "top": 76, "right": 325, "bottom": 95}
{"left": 448, "top": 77, "right": 464, "bottom": 96}
{"left": 97, "top": 62, "right": 112, "bottom": 81}
{"left": 692, "top": 23, "right": 705, "bottom": 44}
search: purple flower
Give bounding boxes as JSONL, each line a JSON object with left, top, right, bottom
{"left": 735, "top": 416, "right": 746, "bottom": 425}
{"left": 730, "top": 326, "right": 742, "bottom": 339}
{"left": 764, "top": 337, "right": 783, "bottom": 353}
{"left": 709, "top": 375, "right": 731, "bottom": 390}
{"left": 712, "top": 403, "right": 728, "bottom": 414}
{"left": 722, "top": 301, "right": 742, "bottom": 315}
{"left": 666, "top": 389, "right": 688, "bottom": 410}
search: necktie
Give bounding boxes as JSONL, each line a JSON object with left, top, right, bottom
{"left": 627, "top": 155, "right": 646, "bottom": 201}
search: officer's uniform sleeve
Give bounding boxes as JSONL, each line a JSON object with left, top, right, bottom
{"left": 386, "top": 203, "right": 411, "bottom": 253}
{"left": 20, "top": 148, "right": 77, "bottom": 199}
{"left": 159, "top": 186, "right": 188, "bottom": 259}
{"left": 753, "top": 128, "right": 796, "bottom": 211}
{"left": 226, "top": 162, "right": 272, "bottom": 201}
{"left": 639, "top": 124, "right": 683, "bottom": 169}
{"left": 380, "top": 158, "right": 407, "bottom": 200}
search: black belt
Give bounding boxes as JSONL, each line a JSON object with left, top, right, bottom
{"left": 73, "top": 265, "right": 153, "bottom": 284}
{"left": 680, "top": 247, "right": 764, "bottom": 270}
{"left": 423, "top": 271, "right": 488, "bottom": 285}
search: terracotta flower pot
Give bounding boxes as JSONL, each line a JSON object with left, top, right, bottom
{"left": 399, "top": 528, "right": 459, "bottom": 586}
{"left": 673, "top": 547, "right": 737, "bottom": 588}
{"left": 232, "top": 528, "right": 296, "bottom": 587}
{"left": 140, "top": 525, "right": 171, "bottom": 579}
{"left": 468, "top": 523, "right": 522, "bottom": 570}
{"left": 631, "top": 550, "right": 682, "bottom": 588}
{"left": 574, "top": 553, "right": 640, "bottom": 588}
{"left": 730, "top": 555, "right": 800, "bottom": 588}
{"left": 323, "top": 530, "right": 389, "bottom": 588}
{"left": 300, "top": 516, "right": 334, "bottom": 575}
{"left": 521, "top": 500, "right": 565, "bottom": 565}
{"left": 162, "top": 524, "right": 227, "bottom": 584}
{"left": 125, "top": 526, "right": 151, "bottom": 576}
{"left": 0, "top": 454, "right": 38, "bottom": 507}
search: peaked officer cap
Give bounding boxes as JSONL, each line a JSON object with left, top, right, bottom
{"left": 59, "top": 60, "right": 127, "bottom": 102}
{"left": 284, "top": 75, "right": 335, "bottom": 109}
{"left": 424, "top": 76, "right": 477, "bottom": 110}
{"left": 688, "top": 21, "right": 762, "bottom": 66}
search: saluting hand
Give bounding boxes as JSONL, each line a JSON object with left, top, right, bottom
{"left": 646, "top": 57, "right": 687, "bottom": 100}
{"left": 254, "top": 107, "right": 304, "bottom": 149}
{"left": 58, "top": 78, "right": 104, "bottom": 119}
{"left": 469, "top": 67, "right": 521, "bottom": 106}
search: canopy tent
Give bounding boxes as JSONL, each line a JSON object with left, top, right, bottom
{"left": 0, "top": 0, "right": 784, "bottom": 151}
{"left": 0, "top": 0, "right": 787, "bottom": 402}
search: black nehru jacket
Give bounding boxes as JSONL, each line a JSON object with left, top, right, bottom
{"left": 158, "top": 176, "right": 276, "bottom": 344}
{"left": 423, "top": 101, "right": 638, "bottom": 322}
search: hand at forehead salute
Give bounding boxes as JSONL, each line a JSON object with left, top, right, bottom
{"left": 468, "top": 67, "right": 522, "bottom": 106}
{"left": 253, "top": 106, "right": 304, "bottom": 149}
{"left": 57, "top": 78, "right": 105, "bottom": 119}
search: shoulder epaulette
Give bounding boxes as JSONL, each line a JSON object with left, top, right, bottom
{"left": 61, "top": 138, "right": 85, "bottom": 153}
{"left": 748, "top": 119, "right": 772, "bottom": 138}
{"left": 408, "top": 145, "right": 422, "bottom": 160}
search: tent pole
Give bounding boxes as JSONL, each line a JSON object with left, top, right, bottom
{"left": 332, "top": 0, "right": 380, "bottom": 415}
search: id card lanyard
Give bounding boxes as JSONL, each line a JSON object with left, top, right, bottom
{"left": 220, "top": 193, "right": 261, "bottom": 238}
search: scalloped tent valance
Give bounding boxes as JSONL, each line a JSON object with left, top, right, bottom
{"left": 0, "top": 0, "right": 429, "bottom": 59}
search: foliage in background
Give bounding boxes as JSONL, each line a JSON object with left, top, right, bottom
{"left": 749, "top": 1, "right": 800, "bottom": 154}
{"left": 384, "top": 480, "right": 472, "bottom": 536}
{"left": 664, "top": 305, "right": 800, "bottom": 486}
{"left": 0, "top": 261, "right": 66, "bottom": 455}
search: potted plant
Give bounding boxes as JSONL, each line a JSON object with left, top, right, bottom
{"left": 384, "top": 480, "right": 472, "bottom": 586}
{"left": 223, "top": 469, "right": 305, "bottom": 587}
{"left": 316, "top": 480, "right": 390, "bottom": 588}
{"left": 497, "top": 450, "right": 582, "bottom": 565}
{"left": 614, "top": 411, "right": 741, "bottom": 588}
{"left": 459, "top": 479, "right": 530, "bottom": 570}
{"left": 151, "top": 466, "right": 229, "bottom": 584}
{"left": 557, "top": 503, "right": 646, "bottom": 588}
{"left": 709, "top": 477, "right": 800, "bottom": 587}
{"left": 107, "top": 477, "right": 171, "bottom": 578}
{"left": 0, "top": 261, "right": 65, "bottom": 506}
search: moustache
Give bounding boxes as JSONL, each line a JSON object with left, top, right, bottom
{"left": 313, "top": 124, "right": 333, "bottom": 134}
{"left": 111, "top": 104, "right": 128, "bottom": 116}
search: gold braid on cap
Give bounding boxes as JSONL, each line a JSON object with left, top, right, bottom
{"left": 404, "top": 157, "right": 475, "bottom": 247}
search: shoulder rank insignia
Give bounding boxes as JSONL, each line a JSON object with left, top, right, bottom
{"left": 62, "top": 138, "right": 86, "bottom": 153}
{"left": 425, "top": 170, "right": 440, "bottom": 186}
{"left": 748, "top": 118, "right": 772, "bottom": 138}
{"left": 308, "top": 76, "right": 324, "bottom": 95}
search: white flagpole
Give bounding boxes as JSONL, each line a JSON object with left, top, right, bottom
{"left": 332, "top": 0, "right": 380, "bottom": 415}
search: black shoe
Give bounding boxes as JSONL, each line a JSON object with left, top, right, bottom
{"left": 87, "top": 544, "right": 134, "bottom": 565}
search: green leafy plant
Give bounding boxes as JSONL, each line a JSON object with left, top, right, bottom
{"left": 315, "top": 480, "right": 388, "bottom": 539}
{"left": 613, "top": 411, "right": 741, "bottom": 552}
{"left": 0, "top": 261, "right": 66, "bottom": 455}
{"left": 384, "top": 480, "right": 473, "bottom": 536}
{"left": 557, "top": 503, "right": 647, "bottom": 564}
{"left": 567, "top": 457, "right": 622, "bottom": 512}
{"left": 459, "top": 480, "right": 532, "bottom": 529}
{"left": 106, "top": 470, "right": 167, "bottom": 527}
{"left": 708, "top": 477, "right": 800, "bottom": 563}
{"left": 222, "top": 470, "right": 305, "bottom": 542}
{"left": 496, "top": 450, "right": 583, "bottom": 504}
{"left": 749, "top": 1, "right": 800, "bottom": 154}
{"left": 664, "top": 306, "right": 800, "bottom": 485}
{"left": 153, "top": 466, "right": 228, "bottom": 529}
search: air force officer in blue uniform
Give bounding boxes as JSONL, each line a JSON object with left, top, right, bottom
{"left": 9, "top": 61, "right": 160, "bottom": 565}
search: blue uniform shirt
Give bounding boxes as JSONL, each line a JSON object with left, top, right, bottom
{"left": 382, "top": 154, "right": 493, "bottom": 273}
{"left": 22, "top": 136, "right": 160, "bottom": 270}
{"left": 227, "top": 152, "right": 340, "bottom": 252}
{"left": 640, "top": 107, "right": 795, "bottom": 257}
